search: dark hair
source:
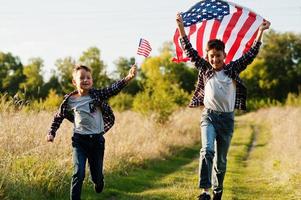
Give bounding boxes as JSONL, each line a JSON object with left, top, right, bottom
{"left": 72, "top": 65, "right": 92, "bottom": 78}
{"left": 73, "top": 65, "right": 91, "bottom": 72}
{"left": 206, "top": 39, "right": 225, "bottom": 52}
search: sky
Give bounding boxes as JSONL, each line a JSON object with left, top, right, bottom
{"left": 0, "top": 0, "right": 301, "bottom": 79}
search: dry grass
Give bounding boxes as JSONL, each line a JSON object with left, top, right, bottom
{"left": 240, "top": 106, "right": 301, "bottom": 185}
{"left": 0, "top": 107, "right": 201, "bottom": 197}
{"left": 106, "top": 109, "right": 201, "bottom": 171}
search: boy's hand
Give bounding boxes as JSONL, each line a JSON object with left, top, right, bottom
{"left": 176, "top": 13, "right": 186, "bottom": 37}
{"left": 259, "top": 21, "right": 271, "bottom": 31}
{"left": 125, "top": 64, "right": 137, "bottom": 82}
{"left": 176, "top": 13, "right": 184, "bottom": 28}
{"left": 255, "top": 20, "right": 271, "bottom": 42}
{"left": 46, "top": 134, "right": 54, "bottom": 142}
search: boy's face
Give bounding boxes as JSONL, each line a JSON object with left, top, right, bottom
{"left": 207, "top": 49, "right": 226, "bottom": 71}
{"left": 72, "top": 69, "right": 93, "bottom": 92}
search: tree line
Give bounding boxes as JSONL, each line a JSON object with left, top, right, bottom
{"left": 0, "top": 30, "right": 300, "bottom": 117}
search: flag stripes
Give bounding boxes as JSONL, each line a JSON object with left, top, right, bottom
{"left": 137, "top": 38, "right": 152, "bottom": 57}
{"left": 172, "top": 0, "right": 264, "bottom": 63}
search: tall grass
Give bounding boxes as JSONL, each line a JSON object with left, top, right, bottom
{"left": 0, "top": 104, "right": 201, "bottom": 199}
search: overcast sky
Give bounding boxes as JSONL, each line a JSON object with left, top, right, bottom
{"left": 0, "top": 0, "right": 300, "bottom": 79}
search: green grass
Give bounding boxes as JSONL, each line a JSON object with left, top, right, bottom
{"left": 223, "top": 118, "right": 299, "bottom": 200}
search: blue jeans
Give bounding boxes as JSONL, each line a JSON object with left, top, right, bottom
{"left": 199, "top": 108, "right": 234, "bottom": 192}
{"left": 70, "top": 133, "right": 105, "bottom": 200}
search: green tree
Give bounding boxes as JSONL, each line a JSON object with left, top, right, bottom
{"left": 240, "top": 59, "right": 267, "bottom": 99}
{"left": 241, "top": 31, "right": 301, "bottom": 100}
{"left": 55, "top": 56, "right": 76, "bottom": 93}
{"left": 158, "top": 42, "right": 198, "bottom": 94}
{"left": 133, "top": 42, "right": 192, "bottom": 122}
{"left": 113, "top": 57, "right": 136, "bottom": 79}
{"left": 0, "top": 52, "right": 25, "bottom": 95}
{"left": 113, "top": 57, "right": 141, "bottom": 95}
{"left": 20, "top": 57, "right": 44, "bottom": 98}
{"left": 79, "top": 47, "right": 111, "bottom": 88}
{"left": 41, "top": 70, "right": 62, "bottom": 98}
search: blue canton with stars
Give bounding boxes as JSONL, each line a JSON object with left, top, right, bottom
{"left": 182, "top": 0, "right": 230, "bottom": 27}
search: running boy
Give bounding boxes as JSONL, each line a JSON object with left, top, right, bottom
{"left": 176, "top": 13, "right": 270, "bottom": 200}
{"left": 47, "top": 64, "right": 137, "bottom": 200}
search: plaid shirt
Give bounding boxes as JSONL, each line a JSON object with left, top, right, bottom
{"left": 180, "top": 36, "right": 261, "bottom": 110}
{"left": 48, "top": 78, "right": 127, "bottom": 137}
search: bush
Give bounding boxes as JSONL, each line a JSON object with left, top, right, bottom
{"left": 133, "top": 84, "right": 190, "bottom": 123}
{"left": 43, "top": 89, "right": 63, "bottom": 110}
{"left": 246, "top": 98, "right": 281, "bottom": 111}
{"left": 110, "top": 93, "right": 134, "bottom": 111}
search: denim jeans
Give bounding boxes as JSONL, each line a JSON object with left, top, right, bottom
{"left": 70, "top": 133, "right": 105, "bottom": 200}
{"left": 199, "top": 108, "right": 234, "bottom": 192}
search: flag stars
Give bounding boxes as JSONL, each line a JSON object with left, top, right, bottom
{"left": 182, "top": 0, "right": 230, "bottom": 25}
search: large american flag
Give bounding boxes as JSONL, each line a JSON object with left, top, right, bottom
{"left": 137, "top": 38, "right": 152, "bottom": 57}
{"left": 173, "top": 0, "right": 264, "bottom": 63}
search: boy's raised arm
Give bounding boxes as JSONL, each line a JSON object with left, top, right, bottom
{"left": 176, "top": 13, "right": 187, "bottom": 37}
{"left": 176, "top": 13, "right": 209, "bottom": 71}
{"left": 96, "top": 64, "right": 137, "bottom": 100}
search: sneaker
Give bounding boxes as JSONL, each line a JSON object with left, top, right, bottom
{"left": 213, "top": 190, "right": 223, "bottom": 200}
{"left": 197, "top": 193, "right": 211, "bottom": 200}
{"left": 94, "top": 181, "right": 104, "bottom": 193}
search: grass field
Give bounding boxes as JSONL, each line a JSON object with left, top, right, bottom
{"left": 0, "top": 106, "right": 300, "bottom": 199}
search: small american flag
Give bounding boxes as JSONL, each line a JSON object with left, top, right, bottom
{"left": 173, "top": 0, "right": 264, "bottom": 63}
{"left": 137, "top": 38, "right": 152, "bottom": 57}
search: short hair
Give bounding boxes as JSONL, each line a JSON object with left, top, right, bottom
{"left": 72, "top": 65, "right": 91, "bottom": 78}
{"left": 206, "top": 39, "right": 225, "bottom": 52}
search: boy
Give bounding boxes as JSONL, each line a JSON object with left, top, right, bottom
{"left": 46, "top": 64, "right": 137, "bottom": 200}
{"left": 176, "top": 13, "right": 270, "bottom": 200}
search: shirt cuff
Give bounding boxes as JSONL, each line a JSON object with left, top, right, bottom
{"left": 253, "top": 40, "right": 262, "bottom": 47}
{"left": 180, "top": 35, "right": 189, "bottom": 44}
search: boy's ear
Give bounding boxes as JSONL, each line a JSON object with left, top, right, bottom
{"left": 205, "top": 54, "right": 208, "bottom": 61}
